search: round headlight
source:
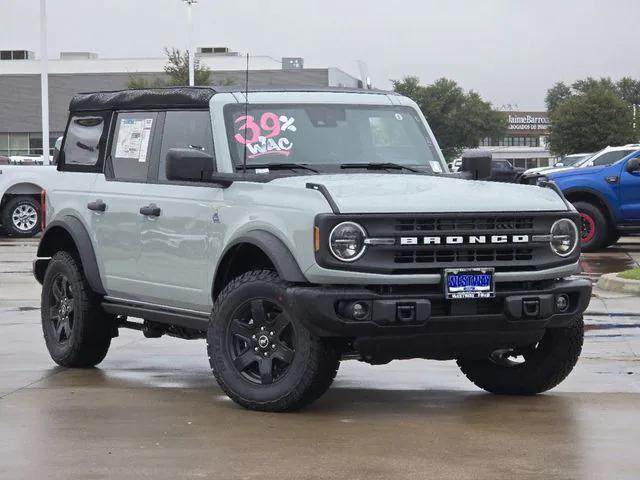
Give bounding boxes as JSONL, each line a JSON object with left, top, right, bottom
{"left": 329, "top": 222, "right": 367, "bottom": 262}
{"left": 550, "top": 219, "right": 579, "bottom": 257}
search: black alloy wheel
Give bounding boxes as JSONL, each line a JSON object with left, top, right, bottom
{"left": 48, "top": 273, "right": 75, "bottom": 344}
{"left": 228, "top": 298, "right": 296, "bottom": 385}
{"left": 208, "top": 270, "right": 340, "bottom": 411}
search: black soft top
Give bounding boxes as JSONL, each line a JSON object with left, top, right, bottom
{"left": 69, "top": 87, "right": 217, "bottom": 112}
{"left": 69, "top": 85, "right": 396, "bottom": 112}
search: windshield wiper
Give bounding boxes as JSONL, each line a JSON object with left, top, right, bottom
{"left": 242, "top": 163, "right": 319, "bottom": 173}
{"left": 340, "top": 162, "right": 420, "bottom": 173}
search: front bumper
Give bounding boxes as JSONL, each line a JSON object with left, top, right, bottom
{"left": 285, "top": 277, "right": 591, "bottom": 361}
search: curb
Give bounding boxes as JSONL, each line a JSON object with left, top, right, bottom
{"left": 597, "top": 273, "right": 640, "bottom": 295}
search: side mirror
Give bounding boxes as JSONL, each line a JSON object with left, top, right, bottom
{"left": 555, "top": 162, "right": 564, "bottom": 167}
{"left": 626, "top": 158, "right": 640, "bottom": 173}
{"left": 51, "top": 136, "right": 63, "bottom": 165}
{"left": 461, "top": 150, "right": 493, "bottom": 180}
{"left": 166, "top": 148, "right": 215, "bottom": 182}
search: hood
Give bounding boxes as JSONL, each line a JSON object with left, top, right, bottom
{"left": 548, "top": 165, "right": 607, "bottom": 180}
{"left": 269, "top": 173, "right": 568, "bottom": 213}
{"left": 532, "top": 165, "right": 576, "bottom": 176}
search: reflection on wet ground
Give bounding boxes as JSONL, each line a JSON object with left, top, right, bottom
{"left": 579, "top": 240, "right": 640, "bottom": 283}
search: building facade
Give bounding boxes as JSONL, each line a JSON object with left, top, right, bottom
{"left": 479, "top": 111, "right": 554, "bottom": 169}
{"left": 0, "top": 48, "right": 360, "bottom": 157}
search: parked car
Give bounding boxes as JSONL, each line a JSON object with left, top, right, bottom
{"left": 540, "top": 150, "right": 640, "bottom": 251}
{"left": 488, "top": 159, "right": 524, "bottom": 183}
{"left": 449, "top": 158, "right": 462, "bottom": 172}
{"left": 34, "top": 87, "right": 590, "bottom": 411}
{"left": 0, "top": 163, "right": 57, "bottom": 236}
{"left": 523, "top": 153, "right": 593, "bottom": 177}
{"left": 522, "top": 145, "right": 640, "bottom": 180}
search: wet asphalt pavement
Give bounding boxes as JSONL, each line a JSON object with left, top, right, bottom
{"left": 1, "top": 237, "right": 639, "bottom": 479}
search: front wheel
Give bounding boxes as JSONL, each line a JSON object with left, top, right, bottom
{"left": 207, "top": 270, "right": 340, "bottom": 411}
{"left": 573, "top": 201, "right": 608, "bottom": 252}
{"left": 457, "top": 317, "right": 584, "bottom": 395}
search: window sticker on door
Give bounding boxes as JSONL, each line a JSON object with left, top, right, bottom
{"left": 115, "top": 118, "right": 154, "bottom": 162}
{"left": 234, "top": 112, "right": 296, "bottom": 159}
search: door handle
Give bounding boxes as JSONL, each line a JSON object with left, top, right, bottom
{"left": 87, "top": 200, "right": 107, "bottom": 212}
{"left": 139, "top": 204, "right": 161, "bottom": 217}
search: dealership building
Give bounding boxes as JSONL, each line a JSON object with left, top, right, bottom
{"left": 0, "top": 47, "right": 360, "bottom": 157}
{"left": 479, "top": 111, "right": 554, "bottom": 169}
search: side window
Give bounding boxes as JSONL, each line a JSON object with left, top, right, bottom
{"left": 593, "top": 151, "right": 634, "bottom": 166}
{"left": 110, "top": 112, "right": 158, "bottom": 182}
{"left": 61, "top": 114, "right": 108, "bottom": 169}
{"left": 159, "top": 110, "right": 214, "bottom": 182}
{"left": 493, "top": 161, "right": 507, "bottom": 171}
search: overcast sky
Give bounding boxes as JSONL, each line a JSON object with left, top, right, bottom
{"left": 1, "top": 0, "right": 638, "bottom": 109}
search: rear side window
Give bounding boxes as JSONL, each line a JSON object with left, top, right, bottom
{"left": 60, "top": 113, "right": 109, "bottom": 170}
{"left": 110, "top": 112, "right": 158, "bottom": 182}
{"left": 159, "top": 110, "right": 214, "bottom": 181}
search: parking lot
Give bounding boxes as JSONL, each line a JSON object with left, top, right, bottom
{"left": 1, "top": 236, "right": 639, "bottom": 479}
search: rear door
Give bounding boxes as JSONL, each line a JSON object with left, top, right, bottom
{"left": 88, "top": 111, "right": 159, "bottom": 299}
{"left": 136, "top": 110, "right": 224, "bottom": 312}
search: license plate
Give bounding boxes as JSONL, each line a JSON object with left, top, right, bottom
{"left": 444, "top": 268, "right": 495, "bottom": 299}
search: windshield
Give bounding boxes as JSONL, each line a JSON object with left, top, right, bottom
{"left": 560, "top": 154, "right": 591, "bottom": 167}
{"left": 575, "top": 151, "right": 599, "bottom": 167}
{"left": 224, "top": 104, "right": 445, "bottom": 173}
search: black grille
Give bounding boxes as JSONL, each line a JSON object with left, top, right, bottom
{"left": 394, "top": 248, "right": 534, "bottom": 264}
{"left": 395, "top": 216, "right": 535, "bottom": 232}
{"left": 315, "top": 212, "right": 579, "bottom": 275}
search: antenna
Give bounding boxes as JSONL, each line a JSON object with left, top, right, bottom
{"left": 242, "top": 53, "right": 249, "bottom": 174}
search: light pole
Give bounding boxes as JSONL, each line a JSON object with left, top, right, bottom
{"left": 183, "top": 0, "right": 198, "bottom": 86}
{"left": 40, "top": 0, "right": 50, "bottom": 162}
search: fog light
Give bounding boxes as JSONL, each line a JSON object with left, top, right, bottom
{"left": 352, "top": 302, "right": 369, "bottom": 321}
{"left": 555, "top": 294, "right": 569, "bottom": 312}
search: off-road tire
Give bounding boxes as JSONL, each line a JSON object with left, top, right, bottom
{"left": 573, "top": 201, "right": 608, "bottom": 252}
{"left": 207, "top": 270, "right": 340, "bottom": 412}
{"left": 41, "top": 251, "right": 114, "bottom": 367}
{"left": 457, "top": 317, "right": 584, "bottom": 395}
{"left": 1, "top": 196, "right": 41, "bottom": 237}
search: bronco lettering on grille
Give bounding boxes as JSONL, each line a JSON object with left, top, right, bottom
{"left": 399, "top": 235, "right": 530, "bottom": 245}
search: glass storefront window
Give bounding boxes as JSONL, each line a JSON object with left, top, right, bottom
{"left": 0, "top": 133, "right": 8, "bottom": 156}
{"left": 29, "top": 133, "right": 43, "bottom": 155}
{"left": 9, "top": 133, "right": 29, "bottom": 155}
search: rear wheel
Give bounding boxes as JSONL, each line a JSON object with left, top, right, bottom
{"left": 457, "top": 317, "right": 583, "bottom": 395}
{"left": 1, "top": 196, "right": 40, "bottom": 237}
{"left": 573, "top": 201, "right": 608, "bottom": 251}
{"left": 41, "top": 251, "right": 115, "bottom": 367}
{"left": 207, "top": 270, "right": 340, "bottom": 411}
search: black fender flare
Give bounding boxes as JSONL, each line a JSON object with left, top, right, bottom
{"left": 35, "top": 216, "right": 106, "bottom": 295}
{"left": 214, "top": 230, "right": 307, "bottom": 285}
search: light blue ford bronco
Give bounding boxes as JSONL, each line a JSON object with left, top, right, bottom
{"left": 34, "top": 87, "right": 591, "bottom": 411}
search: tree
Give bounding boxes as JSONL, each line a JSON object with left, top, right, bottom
{"left": 548, "top": 86, "right": 635, "bottom": 155}
{"left": 545, "top": 77, "right": 640, "bottom": 154}
{"left": 392, "top": 76, "right": 506, "bottom": 160}
{"left": 126, "top": 48, "right": 212, "bottom": 88}
{"left": 164, "top": 48, "right": 212, "bottom": 86}
{"left": 545, "top": 82, "right": 572, "bottom": 112}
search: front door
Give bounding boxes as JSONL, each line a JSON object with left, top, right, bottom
{"left": 619, "top": 155, "right": 640, "bottom": 221}
{"left": 136, "top": 110, "right": 224, "bottom": 312}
